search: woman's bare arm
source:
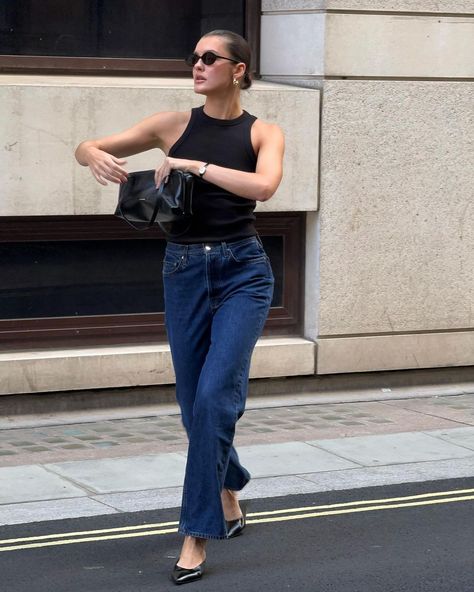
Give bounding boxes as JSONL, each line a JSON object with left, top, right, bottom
{"left": 75, "top": 111, "right": 189, "bottom": 186}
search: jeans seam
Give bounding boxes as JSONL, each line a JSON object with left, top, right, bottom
{"left": 233, "top": 305, "right": 270, "bottom": 422}
{"left": 163, "top": 245, "right": 188, "bottom": 275}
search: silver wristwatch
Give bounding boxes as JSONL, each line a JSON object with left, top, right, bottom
{"left": 198, "top": 162, "right": 209, "bottom": 178}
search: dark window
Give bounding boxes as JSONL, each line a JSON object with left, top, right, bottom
{"left": 0, "top": 213, "right": 304, "bottom": 350}
{"left": 0, "top": 240, "right": 167, "bottom": 318}
{"left": 0, "top": 238, "right": 285, "bottom": 319}
{"left": 0, "top": 0, "right": 261, "bottom": 76}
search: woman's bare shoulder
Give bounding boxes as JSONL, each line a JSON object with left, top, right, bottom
{"left": 252, "top": 118, "right": 283, "bottom": 135}
{"left": 146, "top": 110, "right": 192, "bottom": 134}
{"left": 153, "top": 110, "right": 192, "bottom": 123}
{"left": 128, "top": 110, "right": 191, "bottom": 152}
{"left": 251, "top": 118, "right": 284, "bottom": 152}
{"left": 254, "top": 117, "right": 281, "bottom": 131}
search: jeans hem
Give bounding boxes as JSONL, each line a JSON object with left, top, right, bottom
{"left": 223, "top": 473, "right": 251, "bottom": 492}
{"left": 178, "top": 527, "right": 228, "bottom": 540}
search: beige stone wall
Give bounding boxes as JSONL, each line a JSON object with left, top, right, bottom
{"left": 1, "top": 1, "right": 473, "bottom": 393}
{"left": 0, "top": 77, "right": 319, "bottom": 217}
{"left": 317, "top": 80, "right": 474, "bottom": 371}
{"left": 318, "top": 80, "right": 473, "bottom": 336}
{"left": 262, "top": 5, "right": 474, "bottom": 80}
{"left": 263, "top": 0, "right": 474, "bottom": 374}
{"left": 263, "top": 1, "right": 474, "bottom": 13}
{"left": 325, "top": 14, "right": 474, "bottom": 78}
{"left": 0, "top": 75, "right": 319, "bottom": 393}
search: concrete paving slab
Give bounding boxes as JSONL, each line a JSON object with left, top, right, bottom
{"left": 385, "top": 395, "right": 474, "bottom": 426}
{"left": 87, "top": 476, "right": 324, "bottom": 515}
{"left": 308, "top": 432, "right": 474, "bottom": 466}
{"left": 241, "top": 475, "right": 328, "bottom": 499}
{"left": 424, "top": 427, "right": 474, "bottom": 451}
{"left": 0, "top": 497, "right": 117, "bottom": 526}
{"left": 45, "top": 453, "right": 187, "bottom": 494}
{"left": 299, "top": 457, "right": 474, "bottom": 492}
{"left": 238, "top": 441, "right": 359, "bottom": 478}
{"left": 0, "top": 465, "right": 87, "bottom": 504}
{"left": 92, "top": 486, "right": 184, "bottom": 513}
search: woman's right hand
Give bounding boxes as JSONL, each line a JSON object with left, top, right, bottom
{"left": 84, "top": 146, "right": 128, "bottom": 186}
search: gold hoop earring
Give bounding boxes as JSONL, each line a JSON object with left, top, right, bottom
{"left": 233, "top": 78, "right": 239, "bottom": 86}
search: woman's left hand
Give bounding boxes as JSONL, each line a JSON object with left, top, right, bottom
{"left": 154, "top": 157, "right": 198, "bottom": 188}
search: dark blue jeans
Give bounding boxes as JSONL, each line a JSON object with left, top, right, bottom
{"left": 163, "top": 236, "right": 274, "bottom": 539}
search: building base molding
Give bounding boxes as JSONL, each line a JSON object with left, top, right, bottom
{"left": 0, "top": 338, "right": 316, "bottom": 396}
{"left": 316, "top": 331, "right": 474, "bottom": 374}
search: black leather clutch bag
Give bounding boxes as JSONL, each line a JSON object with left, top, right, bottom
{"left": 115, "top": 169, "right": 194, "bottom": 236}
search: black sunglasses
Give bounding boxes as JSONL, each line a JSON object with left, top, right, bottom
{"left": 185, "top": 51, "right": 240, "bottom": 67}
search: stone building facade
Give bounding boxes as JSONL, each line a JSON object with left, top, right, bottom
{"left": 1, "top": 1, "right": 473, "bottom": 394}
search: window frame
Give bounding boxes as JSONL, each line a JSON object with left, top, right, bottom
{"left": 0, "top": 212, "right": 305, "bottom": 350}
{"left": 0, "top": 0, "right": 261, "bottom": 77}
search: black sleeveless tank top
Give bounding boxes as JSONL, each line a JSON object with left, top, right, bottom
{"left": 168, "top": 106, "right": 258, "bottom": 243}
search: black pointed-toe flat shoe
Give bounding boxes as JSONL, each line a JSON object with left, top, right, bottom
{"left": 226, "top": 502, "right": 248, "bottom": 539}
{"left": 171, "top": 560, "right": 205, "bottom": 585}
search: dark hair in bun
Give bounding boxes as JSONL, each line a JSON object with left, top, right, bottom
{"left": 203, "top": 30, "right": 252, "bottom": 90}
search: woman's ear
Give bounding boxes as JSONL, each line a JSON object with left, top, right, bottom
{"left": 234, "top": 62, "right": 246, "bottom": 82}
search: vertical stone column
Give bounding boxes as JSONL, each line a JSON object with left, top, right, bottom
{"left": 261, "top": 0, "right": 474, "bottom": 373}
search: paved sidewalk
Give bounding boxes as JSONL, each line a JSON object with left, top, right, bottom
{"left": 0, "top": 391, "right": 473, "bottom": 526}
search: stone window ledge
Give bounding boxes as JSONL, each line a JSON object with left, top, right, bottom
{"left": 0, "top": 337, "right": 316, "bottom": 395}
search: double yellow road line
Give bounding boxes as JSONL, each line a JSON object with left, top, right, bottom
{"left": 1, "top": 487, "right": 473, "bottom": 553}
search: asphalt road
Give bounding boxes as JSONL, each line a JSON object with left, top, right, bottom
{"left": 1, "top": 478, "right": 473, "bottom": 592}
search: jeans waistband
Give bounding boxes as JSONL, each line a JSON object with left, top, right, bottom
{"left": 166, "top": 235, "right": 261, "bottom": 255}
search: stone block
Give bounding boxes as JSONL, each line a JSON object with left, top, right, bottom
{"left": 0, "top": 337, "right": 316, "bottom": 395}
{"left": 325, "top": 13, "right": 474, "bottom": 78}
{"left": 0, "top": 77, "right": 319, "bottom": 217}
{"left": 317, "top": 332, "right": 474, "bottom": 374}
{"left": 261, "top": 13, "right": 325, "bottom": 76}
{"left": 318, "top": 80, "right": 474, "bottom": 336}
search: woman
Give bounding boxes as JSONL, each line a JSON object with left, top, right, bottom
{"left": 75, "top": 30, "right": 284, "bottom": 585}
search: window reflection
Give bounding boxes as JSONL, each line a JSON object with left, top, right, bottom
{"left": 0, "top": 0, "right": 246, "bottom": 58}
{"left": 0, "top": 236, "right": 283, "bottom": 319}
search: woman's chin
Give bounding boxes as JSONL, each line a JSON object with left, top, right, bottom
{"left": 193, "top": 79, "right": 207, "bottom": 93}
